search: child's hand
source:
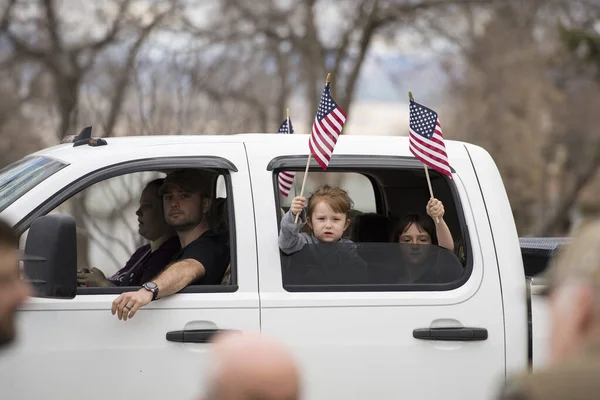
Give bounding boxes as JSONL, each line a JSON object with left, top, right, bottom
{"left": 426, "top": 198, "right": 445, "bottom": 220}
{"left": 290, "top": 196, "right": 306, "bottom": 215}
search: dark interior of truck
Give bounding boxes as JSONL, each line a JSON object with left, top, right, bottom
{"left": 276, "top": 165, "right": 472, "bottom": 291}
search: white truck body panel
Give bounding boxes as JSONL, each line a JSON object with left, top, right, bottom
{"left": 0, "top": 135, "right": 535, "bottom": 399}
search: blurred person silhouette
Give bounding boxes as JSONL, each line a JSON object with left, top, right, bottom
{"left": 77, "top": 178, "right": 179, "bottom": 287}
{"left": 201, "top": 332, "right": 301, "bottom": 400}
{"left": 498, "top": 219, "right": 600, "bottom": 400}
{"left": 0, "top": 219, "right": 32, "bottom": 349}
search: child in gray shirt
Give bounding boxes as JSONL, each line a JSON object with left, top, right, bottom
{"left": 279, "top": 185, "right": 356, "bottom": 254}
{"left": 279, "top": 185, "right": 367, "bottom": 285}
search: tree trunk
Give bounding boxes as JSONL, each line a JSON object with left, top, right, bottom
{"left": 532, "top": 162, "right": 599, "bottom": 236}
{"left": 55, "top": 75, "right": 80, "bottom": 139}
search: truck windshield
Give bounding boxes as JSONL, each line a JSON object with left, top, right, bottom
{"left": 0, "top": 156, "right": 67, "bottom": 213}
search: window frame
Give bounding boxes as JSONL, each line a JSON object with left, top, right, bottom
{"left": 15, "top": 156, "right": 239, "bottom": 294}
{"left": 269, "top": 155, "right": 472, "bottom": 292}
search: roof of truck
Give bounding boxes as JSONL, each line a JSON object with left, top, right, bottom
{"left": 31, "top": 133, "right": 477, "bottom": 165}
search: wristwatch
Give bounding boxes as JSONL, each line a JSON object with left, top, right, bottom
{"left": 142, "top": 281, "right": 159, "bottom": 301}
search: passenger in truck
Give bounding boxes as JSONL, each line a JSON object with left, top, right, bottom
{"left": 77, "top": 178, "right": 180, "bottom": 288}
{"left": 392, "top": 199, "right": 462, "bottom": 284}
{"left": 393, "top": 198, "right": 454, "bottom": 252}
{"left": 111, "top": 169, "right": 229, "bottom": 321}
{"left": 278, "top": 185, "right": 367, "bottom": 285}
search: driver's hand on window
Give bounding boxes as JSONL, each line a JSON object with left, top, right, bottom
{"left": 77, "top": 267, "right": 111, "bottom": 287}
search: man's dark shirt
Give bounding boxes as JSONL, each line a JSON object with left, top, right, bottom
{"left": 109, "top": 236, "right": 180, "bottom": 286}
{"left": 171, "top": 230, "right": 229, "bottom": 285}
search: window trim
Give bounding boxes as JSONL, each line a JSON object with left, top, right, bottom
{"left": 267, "top": 155, "right": 457, "bottom": 173}
{"left": 15, "top": 156, "right": 239, "bottom": 294}
{"left": 270, "top": 155, "right": 472, "bottom": 292}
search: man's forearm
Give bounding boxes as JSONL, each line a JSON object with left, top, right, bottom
{"left": 153, "top": 260, "right": 205, "bottom": 298}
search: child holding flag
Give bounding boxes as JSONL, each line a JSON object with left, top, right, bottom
{"left": 402, "top": 92, "right": 454, "bottom": 253}
{"left": 277, "top": 73, "right": 367, "bottom": 285}
{"left": 278, "top": 185, "right": 355, "bottom": 254}
{"left": 394, "top": 198, "right": 455, "bottom": 252}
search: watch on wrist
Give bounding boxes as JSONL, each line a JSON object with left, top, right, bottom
{"left": 142, "top": 281, "right": 159, "bottom": 301}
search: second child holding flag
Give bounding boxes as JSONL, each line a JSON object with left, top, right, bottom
{"left": 403, "top": 91, "right": 454, "bottom": 252}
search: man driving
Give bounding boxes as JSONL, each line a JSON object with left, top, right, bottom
{"left": 111, "top": 169, "right": 229, "bottom": 321}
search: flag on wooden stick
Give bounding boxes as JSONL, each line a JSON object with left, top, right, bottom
{"left": 308, "top": 80, "right": 347, "bottom": 170}
{"left": 408, "top": 98, "right": 452, "bottom": 179}
{"left": 277, "top": 113, "right": 296, "bottom": 196}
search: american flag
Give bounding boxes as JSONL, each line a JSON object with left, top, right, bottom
{"left": 409, "top": 100, "right": 452, "bottom": 179}
{"left": 277, "top": 117, "right": 296, "bottom": 196}
{"left": 309, "top": 82, "right": 346, "bottom": 170}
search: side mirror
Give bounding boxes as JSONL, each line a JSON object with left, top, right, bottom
{"left": 23, "top": 214, "right": 77, "bottom": 299}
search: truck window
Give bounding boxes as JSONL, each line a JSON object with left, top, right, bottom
{"left": 0, "top": 156, "right": 67, "bottom": 213}
{"left": 51, "top": 171, "right": 164, "bottom": 278}
{"left": 274, "top": 164, "right": 470, "bottom": 292}
{"left": 21, "top": 167, "right": 236, "bottom": 293}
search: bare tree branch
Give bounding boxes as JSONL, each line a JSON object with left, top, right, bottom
{"left": 103, "top": 7, "right": 173, "bottom": 136}
{"left": 533, "top": 144, "right": 600, "bottom": 235}
{"left": 42, "top": 0, "right": 62, "bottom": 51}
{"left": 0, "top": 0, "right": 17, "bottom": 30}
{"left": 330, "top": 2, "right": 372, "bottom": 87}
{"left": 341, "top": 0, "right": 380, "bottom": 111}
{"left": 74, "top": 0, "right": 132, "bottom": 55}
{"left": 376, "top": 0, "right": 501, "bottom": 26}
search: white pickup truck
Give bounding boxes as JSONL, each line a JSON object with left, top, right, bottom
{"left": 0, "top": 132, "right": 555, "bottom": 400}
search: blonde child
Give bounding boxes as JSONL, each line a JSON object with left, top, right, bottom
{"left": 279, "top": 185, "right": 355, "bottom": 254}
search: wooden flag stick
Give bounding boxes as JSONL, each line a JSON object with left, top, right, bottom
{"left": 424, "top": 164, "right": 435, "bottom": 199}
{"left": 295, "top": 73, "right": 331, "bottom": 223}
{"left": 286, "top": 106, "right": 298, "bottom": 197}
{"left": 409, "top": 90, "right": 438, "bottom": 223}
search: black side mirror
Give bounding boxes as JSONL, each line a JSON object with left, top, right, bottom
{"left": 23, "top": 214, "right": 77, "bottom": 299}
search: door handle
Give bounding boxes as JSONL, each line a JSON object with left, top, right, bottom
{"left": 413, "top": 327, "right": 488, "bottom": 341}
{"left": 166, "top": 329, "right": 232, "bottom": 343}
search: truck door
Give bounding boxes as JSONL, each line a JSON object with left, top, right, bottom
{"left": 0, "top": 142, "right": 260, "bottom": 400}
{"left": 247, "top": 138, "right": 507, "bottom": 400}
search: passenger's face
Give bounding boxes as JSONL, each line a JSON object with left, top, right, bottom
{"left": 136, "top": 186, "right": 167, "bottom": 241}
{"left": 308, "top": 201, "right": 350, "bottom": 243}
{"left": 0, "top": 245, "right": 31, "bottom": 347}
{"left": 163, "top": 185, "right": 205, "bottom": 231}
{"left": 398, "top": 223, "right": 432, "bottom": 265}
{"left": 398, "top": 223, "right": 432, "bottom": 245}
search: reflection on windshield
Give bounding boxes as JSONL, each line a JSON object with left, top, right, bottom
{"left": 282, "top": 243, "right": 464, "bottom": 288}
{"left": 0, "top": 156, "right": 66, "bottom": 213}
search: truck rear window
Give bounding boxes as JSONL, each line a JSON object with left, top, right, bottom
{"left": 0, "top": 156, "right": 67, "bottom": 213}
{"left": 272, "top": 159, "right": 471, "bottom": 292}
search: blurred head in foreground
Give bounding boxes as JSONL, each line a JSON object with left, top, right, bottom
{"left": 0, "top": 219, "right": 31, "bottom": 348}
{"left": 202, "top": 332, "right": 300, "bottom": 400}
{"left": 543, "top": 219, "right": 600, "bottom": 363}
